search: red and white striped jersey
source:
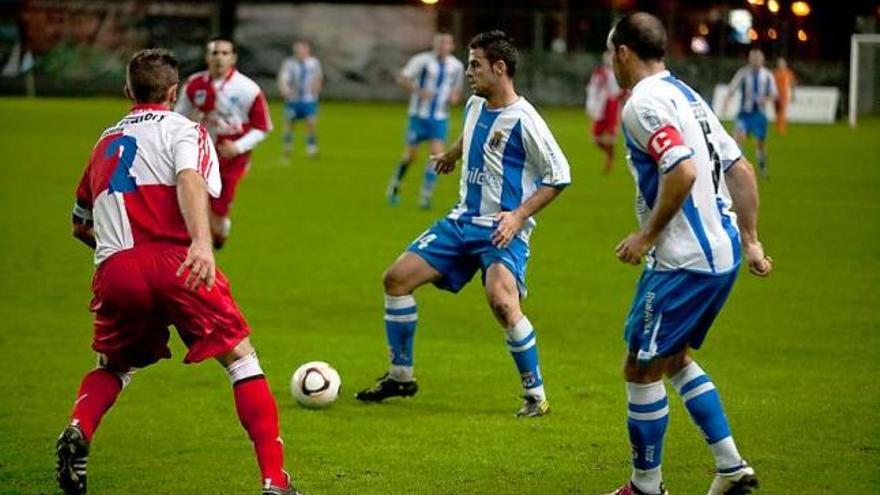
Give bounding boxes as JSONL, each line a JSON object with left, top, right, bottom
{"left": 175, "top": 69, "right": 272, "bottom": 144}
{"left": 586, "top": 65, "right": 622, "bottom": 120}
{"left": 74, "top": 104, "right": 221, "bottom": 266}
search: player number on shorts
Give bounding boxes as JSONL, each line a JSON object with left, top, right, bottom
{"left": 416, "top": 232, "right": 438, "bottom": 250}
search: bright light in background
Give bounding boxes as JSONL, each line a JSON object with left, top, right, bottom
{"left": 691, "top": 36, "right": 710, "bottom": 54}
{"left": 797, "top": 29, "right": 809, "bottom": 42}
{"left": 729, "top": 9, "right": 753, "bottom": 44}
{"left": 748, "top": 28, "right": 759, "bottom": 41}
{"left": 698, "top": 23, "right": 709, "bottom": 36}
{"left": 768, "top": 28, "right": 778, "bottom": 40}
{"left": 747, "top": 0, "right": 765, "bottom": 5}
{"left": 791, "top": 1, "right": 811, "bottom": 16}
{"left": 420, "top": 0, "right": 439, "bottom": 4}
{"left": 767, "top": 0, "right": 780, "bottom": 13}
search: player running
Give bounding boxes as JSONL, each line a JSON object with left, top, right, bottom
{"left": 57, "top": 49, "right": 300, "bottom": 495}
{"left": 602, "top": 13, "right": 772, "bottom": 495}
{"left": 586, "top": 50, "right": 625, "bottom": 173}
{"left": 358, "top": 31, "right": 571, "bottom": 417}
{"left": 175, "top": 36, "right": 272, "bottom": 248}
{"left": 722, "top": 49, "right": 777, "bottom": 178}
{"left": 278, "top": 40, "right": 323, "bottom": 162}
{"left": 386, "top": 32, "right": 464, "bottom": 209}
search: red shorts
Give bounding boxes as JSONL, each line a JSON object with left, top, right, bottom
{"left": 90, "top": 243, "right": 250, "bottom": 367}
{"left": 210, "top": 151, "right": 250, "bottom": 217}
{"left": 592, "top": 98, "right": 621, "bottom": 138}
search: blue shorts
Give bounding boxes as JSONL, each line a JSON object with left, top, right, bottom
{"left": 284, "top": 101, "right": 318, "bottom": 121}
{"left": 735, "top": 111, "right": 768, "bottom": 141}
{"left": 624, "top": 267, "right": 739, "bottom": 363}
{"left": 406, "top": 116, "right": 448, "bottom": 145}
{"left": 407, "top": 218, "right": 530, "bottom": 297}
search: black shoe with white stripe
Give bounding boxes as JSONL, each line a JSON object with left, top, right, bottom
{"left": 56, "top": 425, "right": 89, "bottom": 495}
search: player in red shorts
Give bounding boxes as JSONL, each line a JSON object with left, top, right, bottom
{"left": 586, "top": 50, "right": 625, "bottom": 173}
{"left": 56, "top": 49, "right": 300, "bottom": 495}
{"left": 175, "top": 36, "right": 272, "bottom": 249}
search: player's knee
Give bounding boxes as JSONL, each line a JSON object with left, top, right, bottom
{"left": 217, "top": 338, "right": 256, "bottom": 367}
{"left": 623, "top": 353, "right": 664, "bottom": 383}
{"left": 382, "top": 267, "right": 408, "bottom": 296}
{"left": 487, "top": 295, "right": 518, "bottom": 326}
{"left": 97, "top": 354, "right": 136, "bottom": 388}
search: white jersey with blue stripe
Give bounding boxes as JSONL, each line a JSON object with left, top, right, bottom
{"left": 278, "top": 56, "right": 322, "bottom": 103}
{"left": 402, "top": 51, "right": 464, "bottom": 120}
{"left": 728, "top": 66, "right": 777, "bottom": 115}
{"left": 621, "top": 70, "right": 743, "bottom": 274}
{"left": 447, "top": 96, "right": 571, "bottom": 243}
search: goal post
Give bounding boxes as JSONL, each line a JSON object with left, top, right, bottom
{"left": 849, "top": 34, "right": 880, "bottom": 127}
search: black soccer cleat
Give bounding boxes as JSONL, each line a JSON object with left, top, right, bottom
{"left": 56, "top": 425, "right": 90, "bottom": 495}
{"left": 355, "top": 373, "right": 418, "bottom": 402}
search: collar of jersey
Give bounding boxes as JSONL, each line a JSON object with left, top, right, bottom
{"left": 632, "top": 69, "right": 671, "bottom": 93}
{"left": 130, "top": 103, "right": 170, "bottom": 112}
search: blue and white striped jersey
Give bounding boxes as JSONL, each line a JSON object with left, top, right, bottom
{"left": 402, "top": 51, "right": 464, "bottom": 120}
{"left": 728, "top": 66, "right": 777, "bottom": 115}
{"left": 621, "top": 70, "right": 743, "bottom": 274}
{"left": 278, "top": 56, "right": 322, "bottom": 103}
{"left": 447, "top": 96, "right": 571, "bottom": 243}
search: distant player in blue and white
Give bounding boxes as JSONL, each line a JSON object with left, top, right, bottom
{"left": 358, "top": 31, "right": 571, "bottom": 418}
{"left": 386, "top": 33, "right": 464, "bottom": 209}
{"left": 602, "top": 13, "right": 773, "bottom": 495}
{"left": 277, "top": 40, "right": 322, "bottom": 161}
{"left": 722, "top": 49, "right": 777, "bottom": 178}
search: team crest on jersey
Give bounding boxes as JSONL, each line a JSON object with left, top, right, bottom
{"left": 641, "top": 109, "right": 663, "bottom": 131}
{"left": 194, "top": 89, "right": 207, "bottom": 106}
{"left": 488, "top": 130, "right": 504, "bottom": 150}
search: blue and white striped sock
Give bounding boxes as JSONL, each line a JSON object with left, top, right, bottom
{"left": 670, "top": 361, "right": 743, "bottom": 471}
{"left": 505, "top": 316, "right": 544, "bottom": 400}
{"left": 384, "top": 294, "right": 417, "bottom": 381}
{"left": 306, "top": 133, "right": 317, "bottom": 146}
{"left": 627, "top": 381, "right": 669, "bottom": 494}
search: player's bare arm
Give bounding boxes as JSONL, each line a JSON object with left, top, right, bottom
{"left": 725, "top": 157, "right": 772, "bottom": 276}
{"left": 312, "top": 72, "right": 323, "bottom": 96}
{"left": 492, "top": 185, "right": 564, "bottom": 248}
{"left": 277, "top": 69, "right": 292, "bottom": 100}
{"left": 71, "top": 221, "right": 95, "bottom": 249}
{"left": 217, "top": 139, "right": 241, "bottom": 159}
{"left": 397, "top": 72, "right": 418, "bottom": 94}
{"left": 431, "top": 134, "right": 463, "bottom": 174}
{"left": 176, "top": 169, "right": 216, "bottom": 291}
{"left": 616, "top": 158, "right": 697, "bottom": 264}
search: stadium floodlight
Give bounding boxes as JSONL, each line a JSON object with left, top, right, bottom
{"left": 849, "top": 34, "right": 880, "bottom": 127}
{"left": 768, "top": 0, "right": 780, "bottom": 14}
{"left": 791, "top": 1, "right": 811, "bottom": 17}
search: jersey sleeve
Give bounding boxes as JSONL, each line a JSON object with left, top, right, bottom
{"left": 622, "top": 93, "right": 694, "bottom": 173}
{"left": 401, "top": 53, "right": 426, "bottom": 80}
{"left": 174, "top": 123, "right": 222, "bottom": 198}
{"left": 248, "top": 91, "right": 273, "bottom": 132}
{"left": 174, "top": 81, "right": 194, "bottom": 116}
{"left": 277, "top": 59, "right": 292, "bottom": 90}
{"left": 72, "top": 163, "right": 93, "bottom": 224}
{"left": 522, "top": 115, "right": 571, "bottom": 188}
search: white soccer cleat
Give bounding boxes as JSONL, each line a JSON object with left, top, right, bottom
{"left": 707, "top": 461, "right": 759, "bottom": 495}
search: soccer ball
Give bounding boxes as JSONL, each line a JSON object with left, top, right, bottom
{"left": 290, "top": 361, "right": 341, "bottom": 409}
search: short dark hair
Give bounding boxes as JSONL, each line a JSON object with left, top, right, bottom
{"left": 127, "top": 49, "right": 179, "bottom": 103}
{"left": 468, "top": 30, "right": 518, "bottom": 77}
{"left": 610, "top": 12, "right": 667, "bottom": 61}
{"left": 207, "top": 36, "right": 238, "bottom": 53}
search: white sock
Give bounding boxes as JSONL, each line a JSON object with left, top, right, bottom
{"left": 389, "top": 365, "right": 414, "bottom": 382}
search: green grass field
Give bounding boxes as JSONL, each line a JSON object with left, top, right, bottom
{"left": 0, "top": 97, "right": 878, "bottom": 495}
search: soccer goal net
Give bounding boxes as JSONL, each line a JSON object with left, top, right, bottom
{"left": 849, "top": 34, "right": 880, "bottom": 127}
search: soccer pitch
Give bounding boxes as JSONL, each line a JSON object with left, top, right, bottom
{"left": 0, "top": 97, "right": 877, "bottom": 494}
